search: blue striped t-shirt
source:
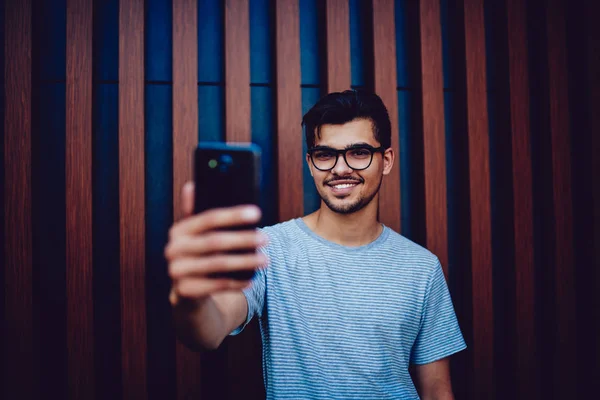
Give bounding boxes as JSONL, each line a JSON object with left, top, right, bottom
{"left": 232, "top": 218, "right": 466, "bottom": 399}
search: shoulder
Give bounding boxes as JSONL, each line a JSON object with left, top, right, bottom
{"left": 380, "top": 228, "right": 442, "bottom": 277}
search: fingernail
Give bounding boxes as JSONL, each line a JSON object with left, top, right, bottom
{"left": 242, "top": 206, "right": 261, "bottom": 220}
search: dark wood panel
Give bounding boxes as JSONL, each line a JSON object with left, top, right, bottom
{"left": 225, "top": 0, "right": 251, "bottom": 143}
{"left": 588, "top": 0, "right": 600, "bottom": 384}
{"left": 506, "top": 0, "right": 537, "bottom": 398}
{"left": 326, "top": 0, "right": 351, "bottom": 93}
{"left": 65, "top": 0, "right": 95, "bottom": 398}
{"left": 276, "top": 0, "right": 304, "bottom": 222}
{"left": 372, "top": 0, "right": 401, "bottom": 233}
{"left": 461, "top": 0, "right": 494, "bottom": 397}
{"left": 3, "top": 0, "right": 34, "bottom": 398}
{"left": 418, "top": 0, "right": 447, "bottom": 272}
{"left": 172, "top": 0, "right": 202, "bottom": 398}
{"left": 119, "top": 0, "right": 147, "bottom": 398}
{"left": 545, "top": 0, "right": 576, "bottom": 395}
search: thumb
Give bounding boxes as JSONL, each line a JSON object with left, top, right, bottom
{"left": 182, "top": 181, "right": 195, "bottom": 217}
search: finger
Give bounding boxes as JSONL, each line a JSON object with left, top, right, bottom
{"left": 174, "top": 278, "right": 250, "bottom": 299}
{"left": 165, "top": 231, "right": 268, "bottom": 259}
{"left": 170, "top": 205, "right": 261, "bottom": 236}
{"left": 182, "top": 181, "right": 195, "bottom": 217}
{"left": 169, "top": 253, "right": 268, "bottom": 279}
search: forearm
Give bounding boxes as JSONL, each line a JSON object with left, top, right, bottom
{"left": 171, "top": 293, "right": 232, "bottom": 351}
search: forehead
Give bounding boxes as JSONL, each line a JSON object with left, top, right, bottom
{"left": 315, "top": 118, "right": 379, "bottom": 148}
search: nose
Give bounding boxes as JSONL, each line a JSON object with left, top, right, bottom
{"left": 331, "top": 153, "right": 353, "bottom": 175}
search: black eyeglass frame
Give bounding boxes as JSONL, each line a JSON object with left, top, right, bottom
{"left": 307, "top": 144, "right": 386, "bottom": 171}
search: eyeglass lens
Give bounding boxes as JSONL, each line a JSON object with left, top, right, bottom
{"left": 311, "top": 147, "right": 374, "bottom": 170}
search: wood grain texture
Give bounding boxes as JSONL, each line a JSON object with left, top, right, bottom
{"left": 461, "top": 0, "right": 494, "bottom": 396}
{"left": 172, "top": 0, "right": 202, "bottom": 398}
{"left": 3, "top": 0, "right": 34, "bottom": 398}
{"left": 418, "top": 0, "right": 447, "bottom": 272}
{"left": 506, "top": 0, "right": 537, "bottom": 397}
{"left": 66, "top": 0, "right": 95, "bottom": 398}
{"left": 119, "top": 0, "right": 147, "bottom": 398}
{"left": 372, "top": 0, "right": 401, "bottom": 233}
{"left": 276, "top": 0, "right": 304, "bottom": 222}
{"left": 545, "top": 0, "right": 576, "bottom": 395}
{"left": 225, "top": 0, "right": 251, "bottom": 143}
{"left": 325, "top": 0, "right": 351, "bottom": 93}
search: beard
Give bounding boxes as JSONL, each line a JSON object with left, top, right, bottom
{"left": 319, "top": 178, "right": 382, "bottom": 215}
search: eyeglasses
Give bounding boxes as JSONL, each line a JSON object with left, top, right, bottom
{"left": 308, "top": 144, "right": 385, "bottom": 171}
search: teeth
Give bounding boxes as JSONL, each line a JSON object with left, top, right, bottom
{"left": 333, "top": 183, "right": 356, "bottom": 189}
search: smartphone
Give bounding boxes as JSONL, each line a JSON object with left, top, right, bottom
{"left": 194, "top": 142, "right": 262, "bottom": 281}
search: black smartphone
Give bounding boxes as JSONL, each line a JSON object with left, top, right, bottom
{"left": 194, "top": 142, "right": 262, "bottom": 281}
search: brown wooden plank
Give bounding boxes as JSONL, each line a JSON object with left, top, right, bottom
{"left": 119, "top": 0, "right": 147, "bottom": 398}
{"left": 418, "top": 0, "right": 447, "bottom": 272}
{"left": 172, "top": 0, "right": 202, "bottom": 398}
{"left": 587, "top": 0, "right": 600, "bottom": 384}
{"left": 505, "top": 0, "right": 537, "bottom": 398}
{"left": 325, "top": 0, "right": 351, "bottom": 93}
{"left": 65, "top": 0, "right": 95, "bottom": 398}
{"left": 276, "top": 0, "right": 304, "bottom": 222}
{"left": 461, "top": 0, "right": 494, "bottom": 396}
{"left": 3, "top": 0, "right": 34, "bottom": 398}
{"left": 545, "top": 0, "right": 576, "bottom": 395}
{"left": 372, "top": 0, "right": 401, "bottom": 233}
{"left": 225, "top": 0, "right": 251, "bottom": 143}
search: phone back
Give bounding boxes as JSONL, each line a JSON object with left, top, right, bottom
{"left": 194, "top": 143, "right": 261, "bottom": 280}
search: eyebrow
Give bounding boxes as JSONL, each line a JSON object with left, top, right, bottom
{"left": 311, "top": 142, "right": 374, "bottom": 151}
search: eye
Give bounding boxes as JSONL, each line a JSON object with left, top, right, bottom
{"left": 348, "top": 148, "right": 371, "bottom": 158}
{"left": 314, "top": 150, "right": 335, "bottom": 160}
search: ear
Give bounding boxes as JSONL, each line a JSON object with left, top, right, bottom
{"left": 382, "top": 148, "right": 394, "bottom": 176}
{"left": 306, "top": 153, "right": 314, "bottom": 177}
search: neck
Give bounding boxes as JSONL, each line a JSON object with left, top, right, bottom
{"left": 303, "top": 195, "right": 382, "bottom": 247}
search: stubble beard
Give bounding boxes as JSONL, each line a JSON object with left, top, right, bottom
{"left": 320, "top": 178, "right": 383, "bottom": 215}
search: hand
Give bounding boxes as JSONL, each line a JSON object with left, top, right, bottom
{"left": 165, "top": 182, "right": 268, "bottom": 305}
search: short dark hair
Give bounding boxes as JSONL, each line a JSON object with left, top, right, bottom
{"left": 301, "top": 90, "right": 392, "bottom": 150}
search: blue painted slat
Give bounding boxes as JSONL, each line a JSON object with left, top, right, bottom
{"left": 349, "top": 0, "right": 365, "bottom": 88}
{"left": 198, "top": 0, "right": 224, "bottom": 83}
{"left": 250, "top": 0, "right": 272, "bottom": 85}
{"left": 395, "top": 0, "right": 412, "bottom": 88}
{"left": 302, "top": 87, "right": 321, "bottom": 214}
{"left": 251, "top": 87, "right": 277, "bottom": 226}
{"left": 145, "top": 84, "right": 176, "bottom": 400}
{"left": 198, "top": 86, "right": 225, "bottom": 142}
{"left": 32, "top": 83, "right": 67, "bottom": 398}
{"left": 92, "top": 83, "right": 122, "bottom": 400}
{"left": 34, "top": 0, "right": 66, "bottom": 81}
{"left": 93, "top": 0, "right": 118, "bottom": 81}
{"left": 146, "top": 0, "right": 173, "bottom": 82}
{"left": 397, "top": 90, "right": 415, "bottom": 240}
{"left": 300, "top": 0, "right": 320, "bottom": 85}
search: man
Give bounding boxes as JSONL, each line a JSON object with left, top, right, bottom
{"left": 166, "top": 90, "right": 466, "bottom": 399}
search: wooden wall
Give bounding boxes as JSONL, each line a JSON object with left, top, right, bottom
{"left": 2, "top": 0, "right": 598, "bottom": 399}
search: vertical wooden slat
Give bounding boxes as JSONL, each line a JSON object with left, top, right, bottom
{"left": 66, "top": 0, "right": 94, "bottom": 398}
{"left": 545, "top": 0, "right": 576, "bottom": 395}
{"left": 173, "top": 0, "right": 201, "bottom": 398}
{"left": 225, "top": 0, "right": 251, "bottom": 143}
{"left": 119, "top": 0, "right": 147, "bottom": 398}
{"left": 461, "top": 0, "right": 494, "bottom": 397}
{"left": 3, "top": 0, "right": 34, "bottom": 398}
{"left": 418, "top": 0, "right": 447, "bottom": 271}
{"left": 506, "top": 0, "right": 537, "bottom": 397}
{"left": 325, "top": 0, "right": 351, "bottom": 93}
{"left": 276, "top": 0, "right": 303, "bottom": 222}
{"left": 372, "top": 0, "right": 401, "bottom": 233}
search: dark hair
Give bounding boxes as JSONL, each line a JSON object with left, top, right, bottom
{"left": 301, "top": 90, "right": 392, "bottom": 149}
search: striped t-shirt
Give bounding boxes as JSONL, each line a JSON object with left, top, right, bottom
{"left": 232, "top": 218, "right": 466, "bottom": 399}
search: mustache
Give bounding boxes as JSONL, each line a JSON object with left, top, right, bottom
{"left": 324, "top": 175, "right": 364, "bottom": 185}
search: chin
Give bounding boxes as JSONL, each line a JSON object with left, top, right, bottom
{"left": 322, "top": 196, "right": 369, "bottom": 215}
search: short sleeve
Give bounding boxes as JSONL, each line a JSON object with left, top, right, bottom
{"left": 410, "top": 260, "right": 466, "bottom": 364}
{"left": 229, "top": 244, "right": 268, "bottom": 336}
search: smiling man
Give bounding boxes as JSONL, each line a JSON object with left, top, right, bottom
{"left": 166, "top": 90, "right": 466, "bottom": 399}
